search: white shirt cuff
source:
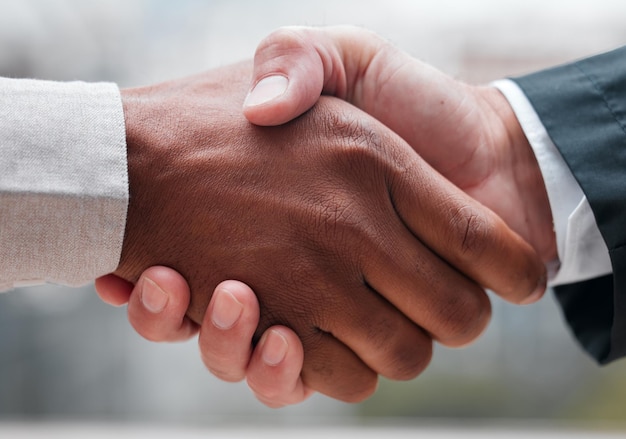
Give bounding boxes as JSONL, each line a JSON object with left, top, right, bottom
{"left": 0, "top": 77, "right": 128, "bottom": 290}
{"left": 492, "top": 79, "right": 611, "bottom": 286}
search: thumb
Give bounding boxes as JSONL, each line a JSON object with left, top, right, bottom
{"left": 243, "top": 26, "right": 345, "bottom": 126}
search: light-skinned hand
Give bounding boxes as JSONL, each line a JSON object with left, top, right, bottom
{"left": 96, "top": 269, "right": 312, "bottom": 408}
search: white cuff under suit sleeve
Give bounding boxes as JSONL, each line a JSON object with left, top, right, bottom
{"left": 0, "top": 77, "right": 128, "bottom": 290}
{"left": 493, "top": 79, "right": 612, "bottom": 286}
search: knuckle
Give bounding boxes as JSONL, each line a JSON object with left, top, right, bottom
{"left": 305, "top": 101, "right": 387, "bottom": 171}
{"left": 384, "top": 343, "right": 433, "bottom": 381}
{"left": 377, "top": 332, "right": 433, "bottom": 381}
{"left": 300, "top": 332, "right": 378, "bottom": 403}
{"left": 328, "top": 110, "right": 384, "bottom": 159}
{"left": 337, "top": 376, "right": 379, "bottom": 403}
{"left": 361, "top": 316, "right": 432, "bottom": 381}
{"left": 449, "top": 205, "right": 495, "bottom": 258}
{"left": 434, "top": 289, "right": 492, "bottom": 347}
{"left": 313, "top": 98, "right": 413, "bottom": 181}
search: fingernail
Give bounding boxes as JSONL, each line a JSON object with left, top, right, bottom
{"left": 262, "top": 329, "right": 288, "bottom": 366}
{"left": 244, "top": 75, "right": 288, "bottom": 107}
{"left": 140, "top": 277, "right": 169, "bottom": 314}
{"left": 521, "top": 273, "right": 547, "bottom": 305}
{"left": 211, "top": 289, "right": 243, "bottom": 330}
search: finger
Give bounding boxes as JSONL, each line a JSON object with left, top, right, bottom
{"left": 198, "top": 280, "right": 259, "bottom": 382}
{"left": 362, "top": 218, "right": 492, "bottom": 347}
{"left": 244, "top": 25, "right": 391, "bottom": 127}
{"left": 127, "top": 266, "right": 199, "bottom": 342}
{"left": 388, "top": 145, "right": 547, "bottom": 304}
{"left": 244, "top": 26, "right": 342, "bottom": 126}
{"left": 95, "top": 274, "right": 133, "bottom": 306}
{"left": 300, "top": 329, "right": 378, "bottom": 403}
{"left": 319, "top": 283, "right": 434, "bottom": 378}
{"left": 246, "top": 326, "right": 314, "bottom": 408}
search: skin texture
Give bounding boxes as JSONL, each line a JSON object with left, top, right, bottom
{"left": 110, "top": 60, "right": 545, "bottom": 402}
{"left": 244, "top": 26, "right": 556, "bottom": 265}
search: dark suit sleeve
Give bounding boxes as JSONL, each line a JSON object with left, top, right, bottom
{"left": 512, "top": 46, "right": 626, "bottom": 364}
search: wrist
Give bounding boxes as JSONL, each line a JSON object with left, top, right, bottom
{"left": 479, "top": 85, "right": 557, "bottom": 263}
{"left": 116, "top": 87, "right": 158, "bottom": 282}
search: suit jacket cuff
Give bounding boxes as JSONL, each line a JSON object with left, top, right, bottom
{"left": 513, "top": 46, "right": 626, "bottom": 364}
{"left": 492, "top": 79, "right": 611, "bottom": 286}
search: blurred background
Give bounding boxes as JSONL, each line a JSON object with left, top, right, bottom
{"left": 1, "top": 0, "right": 626, "bottom": 434}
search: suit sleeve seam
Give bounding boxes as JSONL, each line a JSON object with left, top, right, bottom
{"left": 574, "top": 62, "right": 626, "bottom": 139}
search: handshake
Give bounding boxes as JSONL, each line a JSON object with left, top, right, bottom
{"left": 96, "top": 26, "right": 555, "bottom": 406}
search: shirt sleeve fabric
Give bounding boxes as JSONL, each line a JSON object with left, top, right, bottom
{"left": 492, "top": 79, "right": 612, "bottom": 286}
{"left": 0, "top": 77, "right": 128, "bottom": 290}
